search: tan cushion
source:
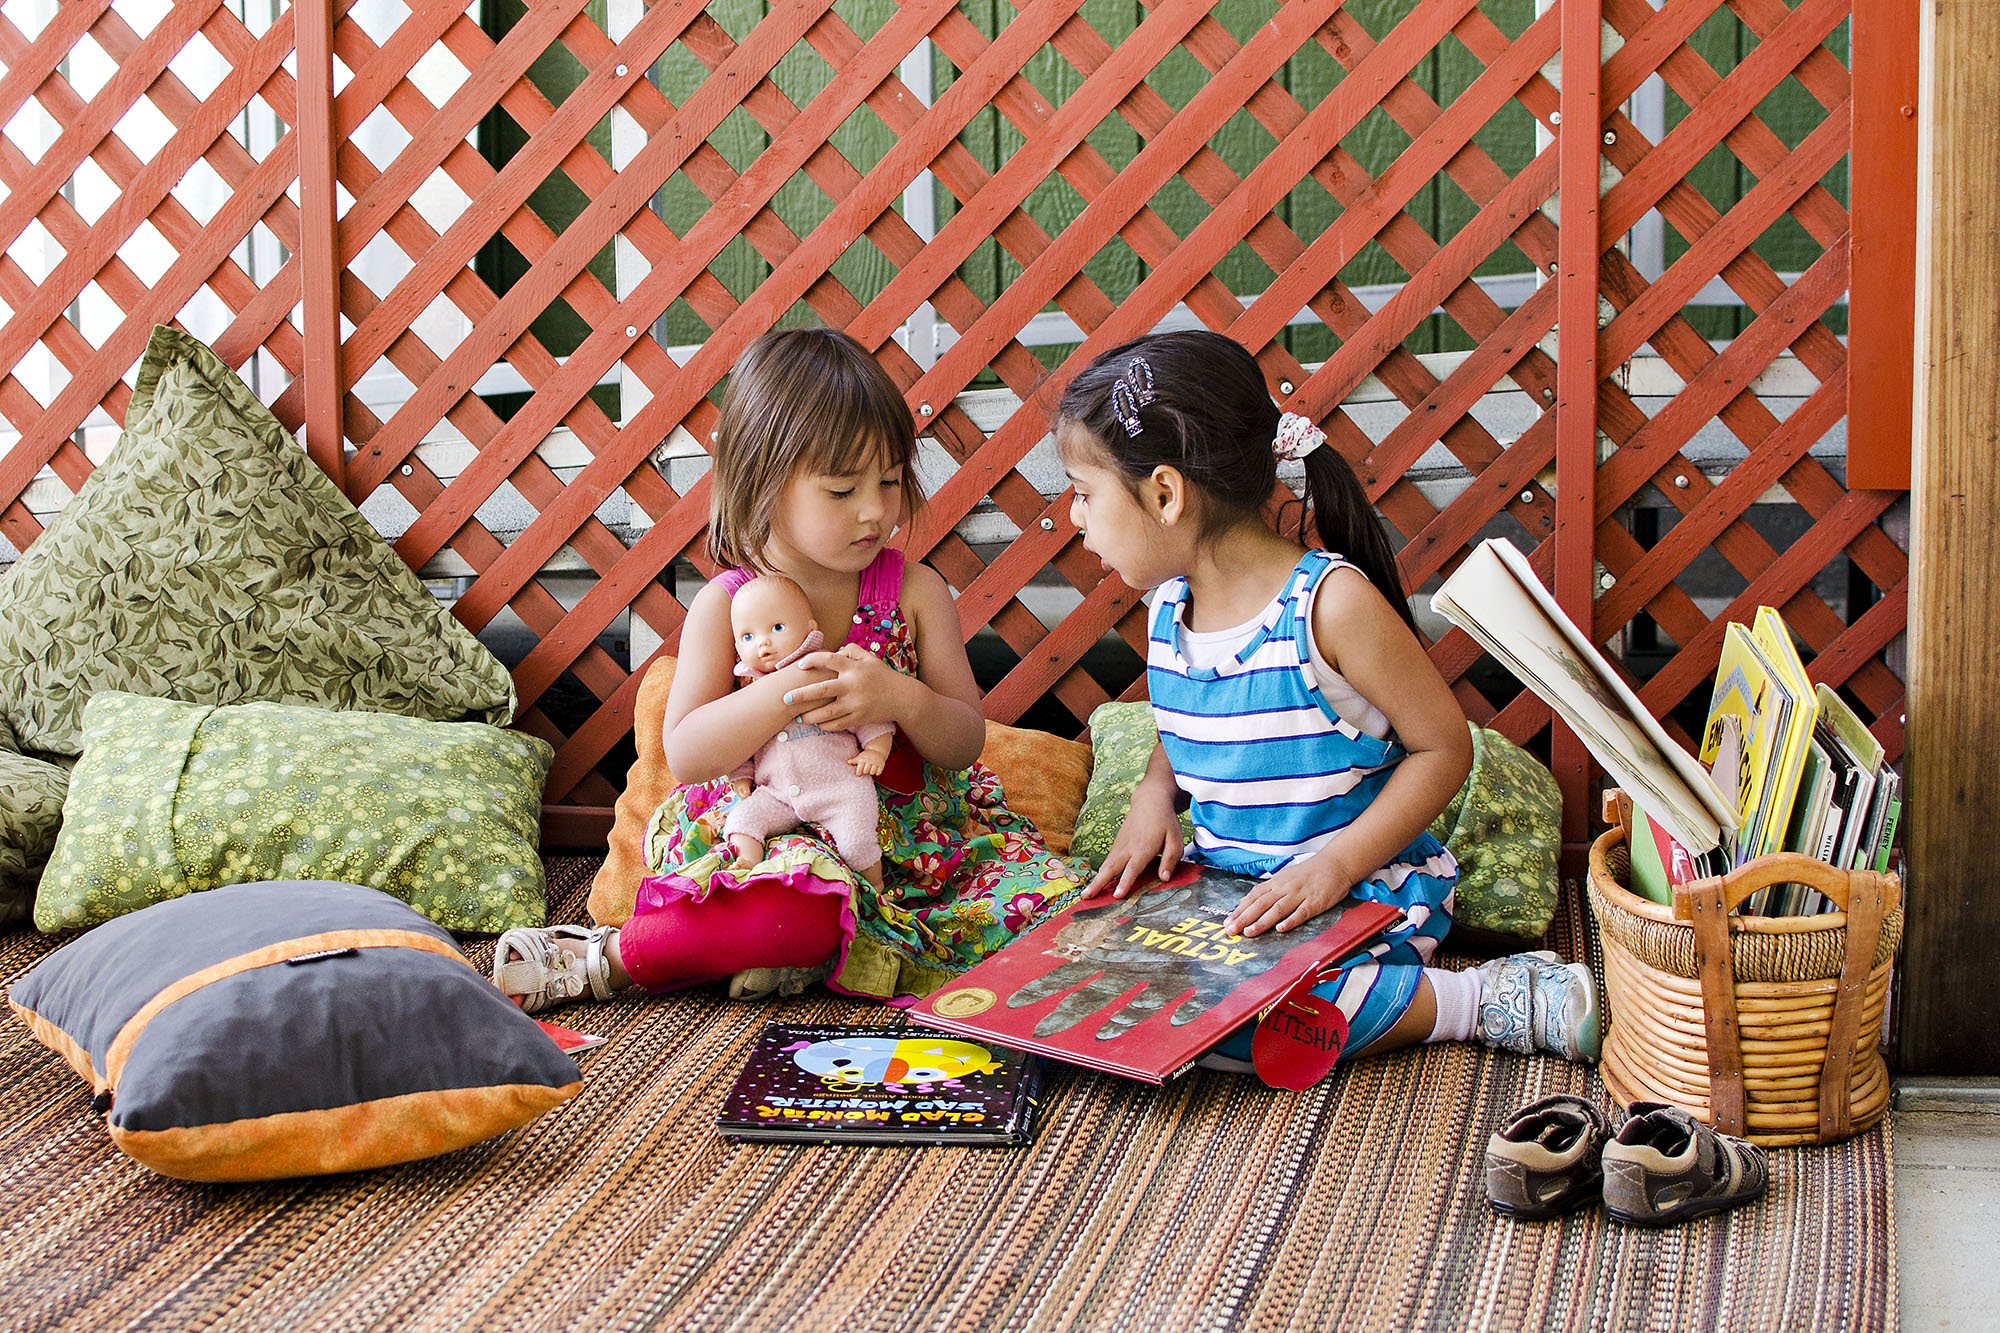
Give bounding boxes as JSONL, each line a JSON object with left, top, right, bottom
{"left": 976, "top": 721, "right": 1091, "bottom": 855}
{"left": 587, "top": 656, "right": 678, "bottom": 927}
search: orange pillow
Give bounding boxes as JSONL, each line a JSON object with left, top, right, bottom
{"left": 586, "top": 658, "right": 1093, "bottom": 923}
{"left": 977, "top": 721, "right": 1091, "bottom": 855}
{"left": 587, "top": 657, "right": 677, "bottom": 927}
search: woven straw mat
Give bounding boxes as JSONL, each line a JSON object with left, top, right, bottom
{"left": 0, "top": 858, "right": 1896, "bottom": 1331}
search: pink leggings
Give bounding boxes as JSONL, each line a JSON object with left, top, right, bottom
{"left": 615, "top": 873, "right": 846, "bottom": 992}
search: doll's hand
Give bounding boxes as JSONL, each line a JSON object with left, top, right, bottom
{"left": 1084, "top": 792, "right": 1184, "bottom": 901}
{"left": 1223, "top": 854, "right": 1356, "bottom": 938}
{"left": 789, "top": 648, "right": 910, "bottom": 733}
{"left": 850, "top": 748, "right": 886, "bottom": 777}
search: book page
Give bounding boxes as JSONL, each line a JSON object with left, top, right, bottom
{"left": 1430, "top": 540, "right": 1734, "bottom": 851}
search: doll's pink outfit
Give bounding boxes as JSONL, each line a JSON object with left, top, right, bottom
{"left": 723, "top": 627, "right": 892, "bottom": 872}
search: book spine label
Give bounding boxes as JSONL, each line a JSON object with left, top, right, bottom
{"left": 1872, "top": 798, "right": 1903, "bottom": 873}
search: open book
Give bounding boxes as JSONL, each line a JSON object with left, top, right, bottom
{"left": 909, "top": 863, "right": 1401, "bottom": 1083}
{"left": 1429, "top": 539, "right": 1737, "bottom": 857}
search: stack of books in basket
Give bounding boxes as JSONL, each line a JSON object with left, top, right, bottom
{"left": 1429, "top": 540, "right": 1900, "bottom": 916}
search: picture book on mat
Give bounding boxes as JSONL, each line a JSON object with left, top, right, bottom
{"left": 908, "top": 863, "right": 1403, "bottom": 1083}
{"left": 716, "top": 1023, "right": 1046, "bottom": 1146}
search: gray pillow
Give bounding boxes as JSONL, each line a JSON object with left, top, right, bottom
{"left": 9, "top": 880, "right": 580, "bottom": 1181}
{"left": 0, "top": 325, "right": 519, "bottom": 908}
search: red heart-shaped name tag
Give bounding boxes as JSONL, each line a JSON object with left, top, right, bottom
{"left": 1250, "top": 970, "right": 1350, "bottom": 1090}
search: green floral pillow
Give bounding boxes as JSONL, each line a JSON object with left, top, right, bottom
{"left": 1070, "top": 701, "right": 1193, "bottom": 871}
{"left": 0, "top": 717, "right": 69, "bottom": 925}
{"left": 0, "top": 326, "right": 518, "bottom": 910}
{"left": 1426, "top": 723, "right": 1561, "bottom": 940}
{"left": 37, "top": 692, "right": 553, "bottom": 935}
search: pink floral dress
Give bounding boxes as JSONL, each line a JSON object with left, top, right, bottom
{"left": 638, "top": 549, "right": 1083, "bottom": 1000}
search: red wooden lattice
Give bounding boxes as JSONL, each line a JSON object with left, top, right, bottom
{"left": 0, "top": 0, "right": 1909, "bottom": 831}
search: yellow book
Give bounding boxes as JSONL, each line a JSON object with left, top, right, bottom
{"left": 1702, "top": 624, "right": 1796, "bottom": 862}
{"left": 1751, "top": 606, "right": 1821, "bottom": 866}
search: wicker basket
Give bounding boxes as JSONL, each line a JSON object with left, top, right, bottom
{"left": 1586, "top": 822, "right": 1902, "bottom": 1148}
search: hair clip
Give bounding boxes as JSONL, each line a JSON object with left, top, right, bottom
{"left": 1109, "top": 356, "right": 1156, "bottom": 438}
{"left": 1273, "top": 410, "right": 1327, "bottom": 463}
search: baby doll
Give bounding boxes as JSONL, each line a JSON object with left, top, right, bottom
{"left": 723, "top": 574, "right": 894, "bottom": 890}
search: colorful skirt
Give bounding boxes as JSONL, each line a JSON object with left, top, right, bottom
{"left": 640, "top": 758, "right": 1084, "bottom": 1001}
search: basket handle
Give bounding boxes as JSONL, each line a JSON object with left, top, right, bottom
{"left": 1672, "top": 855, "right": 1900, "bottom": 1142}
{"left": 1671, "top": 852, "right": 1901, "bottom": 919}
{"left": 1678, "top": 879, "right": 1747, "bottom": 1135}
{"left": 1817, "top": 869, "right": 1890, "bottom": 1141}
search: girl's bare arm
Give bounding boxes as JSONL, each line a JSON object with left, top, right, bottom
{"left": 1084, "top": 740, "right": 1186, "bottom": 898}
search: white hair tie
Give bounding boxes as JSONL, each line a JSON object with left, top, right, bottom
{"left": 1274, "top": 411, "right": 1326, "bottom": 463}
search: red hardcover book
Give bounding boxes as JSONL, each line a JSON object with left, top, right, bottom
{"left": 910, "top": 863, "right": 1403, "bottom": 1083}
{"left": 534, "top": 1019, "right": 607, "bottom": 1054}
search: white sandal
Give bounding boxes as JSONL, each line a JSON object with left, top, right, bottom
{"left": 493, "top": 925, "right": 618, "bottom": 1013}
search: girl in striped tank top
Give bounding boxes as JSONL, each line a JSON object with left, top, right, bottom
{"left": 1055, "top": 332, "right": 1599, "bottom": 1080}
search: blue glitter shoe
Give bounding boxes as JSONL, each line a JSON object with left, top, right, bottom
{"left": 1475, "top": 951, "right": 1602, "bottom": 1064}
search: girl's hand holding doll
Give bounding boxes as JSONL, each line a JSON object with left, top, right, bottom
{"left": 786, "top": 567, "right": 988, "bottom": 772}
{"left": 789, "top": 643, "right": 915, "bottom": 735}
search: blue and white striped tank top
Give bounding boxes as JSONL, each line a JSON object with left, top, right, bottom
{"left": 1147, "top": 550, "right": 1452, "bottom": 893}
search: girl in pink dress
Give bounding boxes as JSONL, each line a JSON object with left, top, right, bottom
{"left": 494, "top": 328, "right": 1082, "bottom": 1009}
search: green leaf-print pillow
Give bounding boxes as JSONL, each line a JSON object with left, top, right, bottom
{"left": 1070, "top": 701, "right": 1194, "bottom": 871}
{"left": 37, "top": 692, "right": 553, "bottom": 935}
{"left": 1426, "top": 723, "right": 1561, "bottom": 940}
{"left": 0, "top": 725, "right": 69, "bottom": 926}
{"left": 0, "top": 326, "right": 517, "bottom": 912}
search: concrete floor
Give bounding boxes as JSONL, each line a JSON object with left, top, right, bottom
{"left": 1893, "top": 1082, "right": 2000, "bottom": 1331}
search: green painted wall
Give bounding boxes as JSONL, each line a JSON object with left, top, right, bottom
{"left": 488, "top": 1, "right": 1850, "bottom": 367}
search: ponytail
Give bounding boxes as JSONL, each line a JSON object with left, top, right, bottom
{"left": 1297, "top": 447, "right": 1418, "bottom": 636}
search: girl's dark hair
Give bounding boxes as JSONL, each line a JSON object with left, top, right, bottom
{"left": 1054, "top": 330, "right": 1415, "bottom": 632}
{"left": 708, "top": 327, "right": 923, "bottom": 571}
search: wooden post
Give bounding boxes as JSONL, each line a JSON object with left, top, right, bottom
{"left": 1554, "top": 0, "right": 1602, "bottom": 854}
{"left": 296, "top": 0, "right": 344, "bottom": 489}
{"left": 1847, "top": 0, "right": 1919, "bottom": 491}
{"left": 1903, "top": 0, "right": 2000, "bottom": 1073}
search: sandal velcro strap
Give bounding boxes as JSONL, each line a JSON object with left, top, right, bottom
{"left": 493, "top": 926, "right": 616, "bottom": 1013}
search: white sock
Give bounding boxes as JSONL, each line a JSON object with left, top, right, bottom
{"left": 1426, "top": 965, "right": 1483, "bottom": 1044}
